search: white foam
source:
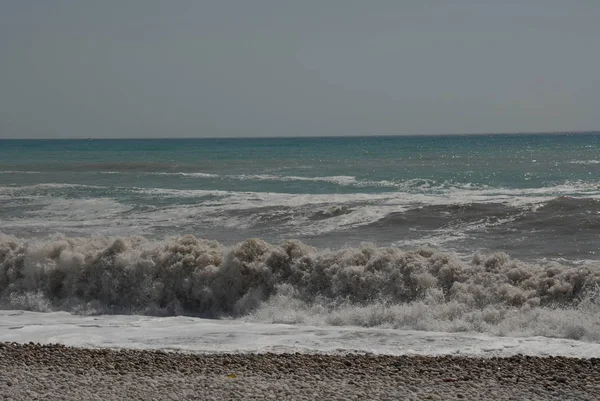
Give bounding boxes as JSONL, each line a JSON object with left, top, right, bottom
{"left": 0, "top": 183, "right": 104, "bottom": 192}
{"left": 107, "top": 172, "right": 493, "bottom": 189}
{"left": 0, "top": 310, "right": 598, "bottom": 358}
{"left": 0, "top": 171, "right": 41, "bottom": 174}
{"left": 1, "top": 197, "right": 137, "bottom": 235}
{"left": 152, "top": 172, "right": 221, "bottom": 178}
{"left": 569, "top": 160, "right": 600, "bottom": 165}
{"left": 2, "top": 180, "right": 600, "bottom": 239}
{"left": 143, "top": 172, "right": 361, "bottom": 185}
{"left": 1, "top": 235, "right": 599, "bottom": 343}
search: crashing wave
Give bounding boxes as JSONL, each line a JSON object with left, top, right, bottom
{"left": 1, "top": 234, "right": 599, "bottom": 341}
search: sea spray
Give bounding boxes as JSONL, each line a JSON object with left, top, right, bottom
{"left": 1, "top": 234, "right": 599, "bottom": 340}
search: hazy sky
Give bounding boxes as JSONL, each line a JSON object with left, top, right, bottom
{"left": 1, "top": 1, "right": 599, "bottom": 138}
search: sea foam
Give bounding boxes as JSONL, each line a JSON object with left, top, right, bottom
{"left": 1, "top": 234, "right": 599, "bottom": 341}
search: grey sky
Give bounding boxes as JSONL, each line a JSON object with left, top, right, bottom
{"left": 1, "top": 1, "right": 599, "bottom": 138}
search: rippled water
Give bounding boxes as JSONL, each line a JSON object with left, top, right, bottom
{"left": 1, "top": 133, "right": 599, "bottom": 260}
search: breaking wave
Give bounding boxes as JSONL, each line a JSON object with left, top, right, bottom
{"left": 569, "top": 160, "right": 600, "bottom": 165}
{"left": 140, "top": 172, "right": 402, "bottom": 188}
{"left": 1, "top": 234, "right": 599, "bottom": 341}
{"left": 0, "top": 171, "right": 42, "bottom": 174}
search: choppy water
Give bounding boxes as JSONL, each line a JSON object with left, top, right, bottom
{"left": 1, "top": 134, "right": 599, "bottom": 260}
{"left": 1, "top": 134, "right": 599, "bottom": 342}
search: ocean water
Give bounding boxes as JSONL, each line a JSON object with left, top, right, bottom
{"left": 2, "top": 133, "right": 600, "bottom": 259}
{"left": 1, "top": 133, "right": 600, "bottom": 351}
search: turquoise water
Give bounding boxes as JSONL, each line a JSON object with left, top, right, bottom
{"left": 1, "top": 133, "right": 600, "bottom": 260}
{"left": 2, "top": 134, "right": 600, "bottom": 338}
{"left": 2, "top": 134, "right": 599, "bottom": 191}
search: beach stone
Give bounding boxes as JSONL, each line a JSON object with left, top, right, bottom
{"left": 0, "top": 343, "right": 599, "bottom": 400}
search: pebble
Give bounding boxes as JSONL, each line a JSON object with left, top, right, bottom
{"left": 0, "top": 343, "right": 598, "bottom": 400}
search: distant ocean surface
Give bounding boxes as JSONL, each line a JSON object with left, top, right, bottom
{"left": 1, "top": 134, "right": 599, "bottom": 343}
{"left": 2, "top": 133, "right": 599, "bottom": 261}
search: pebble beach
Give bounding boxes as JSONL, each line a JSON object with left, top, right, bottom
{"left": 1, "top": 343, "right": 599, "bottom": 400}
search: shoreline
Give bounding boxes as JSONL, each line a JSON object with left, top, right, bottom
{"left": 1, "top": 343, "right": 598, "bottom": 400}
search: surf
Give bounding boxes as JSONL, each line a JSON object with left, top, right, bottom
{"left": 1, "top": 234, "right": 598, "bottom": 341}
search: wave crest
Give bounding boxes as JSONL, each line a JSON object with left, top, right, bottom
{"left": 1, "top": 234, "right": 599, "bottom": 340}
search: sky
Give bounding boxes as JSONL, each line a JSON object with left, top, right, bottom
{"left": 1, "top": 1, "right": 599, "bottom": 139}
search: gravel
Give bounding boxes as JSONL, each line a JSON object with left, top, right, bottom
{"left": 1, "top": 342, "right": 599, "bottom": 400}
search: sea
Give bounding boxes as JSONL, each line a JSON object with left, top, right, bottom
{"left": 1, "top": 133, "right": 600, "bottom": 357}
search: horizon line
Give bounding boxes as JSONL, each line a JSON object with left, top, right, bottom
{"left": 0, "top": 130, "right": 598, "bottom": 141}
